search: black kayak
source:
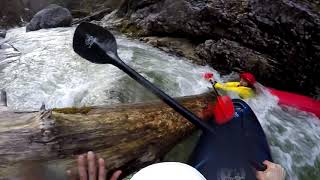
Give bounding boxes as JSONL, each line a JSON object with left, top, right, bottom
{"left": 189, "top": 99, "right": 272, "bottom": 180}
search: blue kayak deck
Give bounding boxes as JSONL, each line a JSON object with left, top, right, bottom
{"left": 189, "top": 99, "right": 272, "bottom": 180}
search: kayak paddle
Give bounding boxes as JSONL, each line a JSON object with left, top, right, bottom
{"left": 203, "top": 73, "right": 235, "bottom": 125}
{"left": 72, "top": 22, "right": 214, "bottom": 133}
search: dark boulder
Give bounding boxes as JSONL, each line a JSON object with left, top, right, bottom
{"left": 26, "top": 4, "right": 72, "bottom": 32}
{"left": 115, "top": 0, "right": 320, "bottom": 96}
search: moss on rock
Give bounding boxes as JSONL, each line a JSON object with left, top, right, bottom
{"left": 118, "top": 20, "right": 145, "bottom": 37}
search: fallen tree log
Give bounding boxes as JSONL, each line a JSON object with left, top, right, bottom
{"left": 0, "top": 93, "right": 211, "bottom": 179}
{"left": 72, "top": 8, "right": 112, "bottom": 25}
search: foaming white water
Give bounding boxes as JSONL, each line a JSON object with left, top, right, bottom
{"left": 245, "top": 83, "right": 279, "bottom": 127}
{"left": 264, "top": 107, "right": 320, "bottom": 180}
{"left": 219, "top": 81, "right": 320, "bottom": 179}
{"left": 1, "top": 27, "right": 217, "bottom": 111}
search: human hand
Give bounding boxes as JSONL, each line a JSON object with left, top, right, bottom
{"left": 67, "top": 151, "right": 122, "bottom": 180}
{"left": 256, "top": 161, "right": 285, "bottom": 180}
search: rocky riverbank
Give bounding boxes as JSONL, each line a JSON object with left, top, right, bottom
{"left": 106, "top": 0, "right": 320, "bottom": 97}
{"left": 0, "top": 0, "right": 124, "bottom": 29}
{"left": 1, "top": 0, "right": 319, "bottom": 96}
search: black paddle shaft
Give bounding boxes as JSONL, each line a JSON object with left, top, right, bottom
{"left": 73, "top": 22, "right": 215, "bottom": 133}
{"left": 113, "top": 56, "right": 215, "bottom": 133}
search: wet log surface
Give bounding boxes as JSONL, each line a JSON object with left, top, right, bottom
{"left": 0, "top": 93, "right": 211, "bottom": 179}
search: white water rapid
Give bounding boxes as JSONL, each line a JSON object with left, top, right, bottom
{"left": 0, "top": 27, "right": 319, "bottom": 180}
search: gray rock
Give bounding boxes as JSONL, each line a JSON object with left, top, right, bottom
{"left": 26, "top": 4, "right": 72, "bottom": 32}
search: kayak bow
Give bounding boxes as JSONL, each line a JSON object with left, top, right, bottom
{"left": 268, "top": 88, "right": 320, "bottom": 118}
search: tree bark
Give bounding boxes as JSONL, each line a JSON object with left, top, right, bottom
{"left": 0, "top": 93, "right": 211, "bottom": 179}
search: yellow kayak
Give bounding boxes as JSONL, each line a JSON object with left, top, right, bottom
{"left": 214, "top": 82, "right": 255, "bottom": 99}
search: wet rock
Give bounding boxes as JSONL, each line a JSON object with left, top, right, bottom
{"left": 0, "top": 30, "right": 6, "bottom": 38}
{"left": 115, "top": 0, "right": 320, "bottom": 96}
{"left": 0, "top": 0, "right": 33, "bottom": 28}
{"left": 117, "top": 0, "right": 242, "bottom": 37}
{"left": 196, "top": 39, "right": 279, "bottom": 85}
{"left": 26, "top": 4, "right": 72, "bottom": 32}
{"left": 141, "top": 36, "right": 197, "bottom": 61}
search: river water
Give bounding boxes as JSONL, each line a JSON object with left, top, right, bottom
{"left": 0, "top": 27, "right": 319, "bottom": 180}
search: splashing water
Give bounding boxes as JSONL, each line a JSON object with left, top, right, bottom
{"left": 234, "top": 83, "right": 320, "bottom": 180}
{"left": 0, "top": 27, "right": 218, "bottom": 111}
{"left": 1, "top": 27, "right": 319, "bottom": 179}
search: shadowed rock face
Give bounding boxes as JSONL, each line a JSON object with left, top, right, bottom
{"left": 116, "top": 0, "right": 320, "bottom": 96}
{"left": 0, "top": 0, "right": 32, "bottom": 29}
{"left": 26, "top": 4, "right": 73, "bottom": 32}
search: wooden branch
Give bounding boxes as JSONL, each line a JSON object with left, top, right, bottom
{"left": 72, "top": 8, "right": 112, "bottom": 25}
{"left": 0, "top": 93, "right": 211, "bottom": 179}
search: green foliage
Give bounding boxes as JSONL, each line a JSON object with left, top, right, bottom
{"left": 119, "top": 20, "right": 145, "bottom": 37}
{"left": 298, "top": 157, "right": 320, "bottom": 180}
{"left": 164, "top": 131, "right": 200, "bottom": 162}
